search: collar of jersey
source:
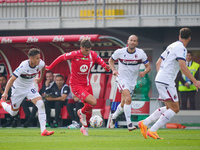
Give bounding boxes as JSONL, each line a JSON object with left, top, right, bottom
{"left": 126, "top": 47, "right": 136, "bottom": 54}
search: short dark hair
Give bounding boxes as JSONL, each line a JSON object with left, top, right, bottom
{"left": 0, "top": 75, "right": 7, "bottom": 80}
{"left": 28, "top": 48, "right": 40, "bottom": 57}
{"left": 55, "top": 74, "right": 64, "bottom": 80}
{"left": 46, "top": 71, "right": 53, "bottom": 75}
{"left": 187, "top": 51, "right": 193, "bottom": 56}
{"left": 179, "top": 28, "right": 192, "bottom": 39}
{"left": 80, "top": 39, "right": 92, "bottom": 49}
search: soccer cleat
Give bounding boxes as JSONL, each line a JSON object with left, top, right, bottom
{"left": 41, "top": 129, "right": 54, "bottom": 136}
{"left": 109, "top": 114, "right": 116, "bottom": 129}
{"left": 138, "top": 120, "right": 148, "bottom": 139}
{"left": 147, "top": 129, "right": 163, "bottom": 139}
{"left": 127, "top": 123, "right": 136, "bottom": 131}
{"left": 80, "top": 127, "right": 89, "bottom": 136}
{"left": 77, "top": 109, "right": 87, "bottom": 126}
{"left": 0, "top": 99, "right": 5, "bottom": 109}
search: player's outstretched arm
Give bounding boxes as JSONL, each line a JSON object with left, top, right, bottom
{"left": 46, "top": 54, "right": 66, "bottom": 70}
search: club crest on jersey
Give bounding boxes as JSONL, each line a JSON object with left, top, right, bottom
{"left": 135, "top": 54, "right": 138, "bottom": 58}
{"left": 80, "top": 65, "right": 88, "bottom": 72}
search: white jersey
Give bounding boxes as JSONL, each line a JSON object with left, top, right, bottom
{"left": 111, "top": 47, "right": 148, "bottom": 86}
{"left": 155, "top": 41, "right": 187, "bottom": 86}
{"left": 13, "top": 59, "right": 45, "bottom": 89}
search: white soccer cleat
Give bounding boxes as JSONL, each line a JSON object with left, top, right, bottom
{"left": 127, "top": 123, "right": 136, "bottom": 131}
{"left": 109, "top": 114, "right": 116, "bottom": 129}
{"left": 80, "top": 127, "right": 89, "bottom": 136}
{"left": 77, "top": 109, "right": 87, "bottom": 126}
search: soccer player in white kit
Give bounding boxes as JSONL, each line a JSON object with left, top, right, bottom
{"left": 0, "top": 48, "right": 54, "bottom": 136}
{"left": 138, "top": 28, "right": 200, "bottom": 139}
{"left": 109, "top": 35, "right": 151, "bottom": 131}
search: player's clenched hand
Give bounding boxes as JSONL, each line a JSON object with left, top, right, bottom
{"left": 2, "top": 93, "right": 8, "bottom": 101}
{"left": 139, "top": 71, "right": 145, "bottom": 78}
{"left": 112, "top": 69, "right": 119, "bottom": 77}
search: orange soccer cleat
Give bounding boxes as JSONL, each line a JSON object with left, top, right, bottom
{"left": 147, "top": 129, "right": 163, "bottom": 139}
{"left": 138, "top": 121, "right": 148, "bottom": 139}
{"left": 41, "top": 130, "right": 54, "bottom": 136}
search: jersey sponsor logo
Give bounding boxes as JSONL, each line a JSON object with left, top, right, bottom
{"left": 119, "top": 59, "right": 142, "bottom": 65}
{"left": 80, "top": 65, "right": 88, "bottom": 72}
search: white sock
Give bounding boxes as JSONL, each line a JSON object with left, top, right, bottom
{"left": 2, "top": 102, "right": 18, "bottom": 116}
{"left": 143, "top": 106, "right": 167, "bottom": 126}
{"left": 36, "top": 100, "right": 46, "bottom": 133}
{"left": 112, "top": 104, "right": 124, "bottom": 119}
{"left": 150, "top": 109, "right": 176, "bottom": 132}
{"left": 124, "top": 104, "right": 131, "bottom": 125}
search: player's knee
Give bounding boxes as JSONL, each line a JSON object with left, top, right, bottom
{"left": 125, "top": 97, "right": 132, "bottom": 105}
{"left": 10, "top": 110, "right": 18, "bottom": 116}
{"left": 90, "top": 99, "right": 97, "bottom": 106}
{"left": 36, "top": 100, "right": 45, "bottom": 110}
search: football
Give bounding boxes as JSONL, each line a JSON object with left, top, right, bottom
{"left": 90, "top": 115, "right": 103, "bottom": 128}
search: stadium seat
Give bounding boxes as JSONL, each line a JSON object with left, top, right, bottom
{"left": 33, "top": 0, "right": 45, "bottom": 2}
{"left": 5, "top": 0, "right": 18, "bottom": 3}
{"left": 46, "top": 0, "right": 59, "bottom": 2}
{"left": 0, "top": 0, "right": 5, "bottom": 3}
{"left": 18, "top": 0, "right": 32, "bottom": 2}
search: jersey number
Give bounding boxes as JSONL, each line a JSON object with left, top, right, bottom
{"left": 31, "top": 88, "right": 37, "bottom": 94}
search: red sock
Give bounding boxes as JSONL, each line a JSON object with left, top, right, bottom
{"left": 84, "top": 111, "right": 92, "bottom": 127}
{"left": 81, "top": 103, "right": 94, "bottom": 114}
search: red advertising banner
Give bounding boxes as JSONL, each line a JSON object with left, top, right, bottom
{"left": 131, "top": 101, "right": 150, "bottom": 115}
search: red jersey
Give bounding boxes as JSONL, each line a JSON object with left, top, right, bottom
{"left": 47, "top": 50, "right": 107, "bottom": 86}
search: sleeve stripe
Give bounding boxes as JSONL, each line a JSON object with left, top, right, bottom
{"left": 176, "top": 57, "right": 186, "bottom": 61}
{"left": 13, "top": 73, "right": 18, "bottom": 78}
{"left": 143, "top": 60, "right": 149, "bottom": 64}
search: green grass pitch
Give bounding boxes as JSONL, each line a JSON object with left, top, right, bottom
{"left": 0, "top": 128, "right": 200, "bottom": 150}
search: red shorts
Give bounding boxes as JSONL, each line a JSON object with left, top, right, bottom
{"left": 71, "top": 84, "right": 93, "bottom": 102}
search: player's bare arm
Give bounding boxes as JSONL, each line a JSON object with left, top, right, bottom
{"left": 179, "top": 59, "right": 200, "bottom": 90}
{"left": 108, "top": 57, "right": 119, "bottom": 76}
{"left": 35, "top": 66, "right": 45, "bottom": 84}
{"left": 139, "top": 62, "right": 151, "bottom": 78}
{"left": 156, "top": 58, "right": 162, "bottom": 72}
{"left": 2, "top": 75, "right": 17, "bottom": 101}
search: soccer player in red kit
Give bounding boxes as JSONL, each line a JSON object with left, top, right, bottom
{"left": 46, "top": 39, "right": 110, "bottom": 136}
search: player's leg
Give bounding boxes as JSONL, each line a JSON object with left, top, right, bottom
{"left": 0, "top": 93, "right": 22, "bottom": 116}
{"left": 147, "top": 85, "right": 178, "bottom": 139}
{"left": 32, "top": 97, "right": 54, "bottom": 136}
{"left": 121, "top": 89, "right": 136, "bottom": 131}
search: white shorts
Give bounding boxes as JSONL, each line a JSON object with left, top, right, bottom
{"left": 116, "top": 79, "right": 135, "bottom": 94}
{"left": 155, "top": 82, "right": 178, "bottom": 102}
{"left": 11, "top": 84, "right": 41, "bottom": 109}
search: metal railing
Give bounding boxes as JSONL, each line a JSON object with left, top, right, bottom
{"left": 0, "top": 0, "right": 200, "bottom": 27}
